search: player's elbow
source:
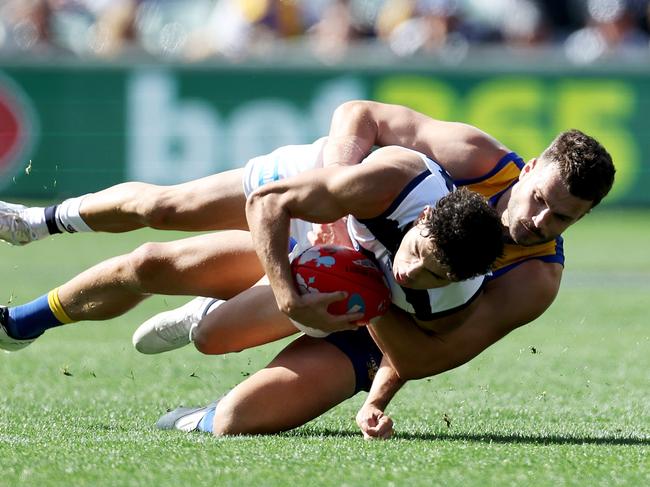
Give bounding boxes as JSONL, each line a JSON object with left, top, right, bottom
{"left": 332, "top": 100, "right": 378, "bottom": 129}
{"left": 193, "top": 329, "right": 219, "bottom": 354}
{"left": 390, "top": 360, "right": 435, "bottom": 381}
{"left": 391, "top": 354, "right": 467, "bottom": 381}
{"left": 245, "top": 188, "right": 278, "bottom": 222}
{"left": 334, "top": 100, "right": 371, "bottom": 118}
{"left": 193, "top": 333, "right": 220, "bottom": 355}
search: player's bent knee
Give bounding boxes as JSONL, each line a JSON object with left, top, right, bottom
{"left": 125, "top": 242, "right": 170, "bottom": 290}
{"left": 211, "top": 400, "right": 252, "bottom": 436}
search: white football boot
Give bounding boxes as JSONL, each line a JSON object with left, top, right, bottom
{"left": 0, "top": 306, "right": 37, "bottom": 351}
{"left": 132, "top": 297, "right": 220, "bottom": 354}
{"left": 156, "top": 401, "right": 219, "bottom": 432}
{"left": 0, "top": 201, "right": 36, "bottom": 246}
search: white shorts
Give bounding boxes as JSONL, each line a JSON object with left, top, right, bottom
{"left": 242, "top": 137, "right": 327, "bottom": 197}
{"left": 243, "top": 137, "right": 327, "bottom": 256}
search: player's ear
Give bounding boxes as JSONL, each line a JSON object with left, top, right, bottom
{"left": 519, "top": 158, "right": 538, "bottom": 179}
{"left": 416, "top": 206, "right": 434, "bottom": 226}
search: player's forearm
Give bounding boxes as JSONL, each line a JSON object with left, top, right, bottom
{"left": 368, "top": 324, "right": 440, "bottom": 380}
{"left": 245, "top": 191, "right": 297, "bottom": 311}
{"left": 368, "top": 310, "right": 492, "bottom": 381}
{"left": 371, "top": 264, "right": 561, "bottom": 381}
{"left": 364, "top": 358, "right": 405, "bottom": 410}
{"left": 355, "top": 357, "right": 402, "bottom": 439}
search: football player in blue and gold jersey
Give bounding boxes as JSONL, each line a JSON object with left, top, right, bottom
{"left": 0, "top": 100, "right": 614, "bottom": 439}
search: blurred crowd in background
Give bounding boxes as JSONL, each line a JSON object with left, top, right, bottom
{"left": 0, "top": 0, "right": 649, "bottom": 64}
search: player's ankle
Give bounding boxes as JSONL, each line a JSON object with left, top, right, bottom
{"left": 51, "top": 195, "right": 94, "bottom": 234}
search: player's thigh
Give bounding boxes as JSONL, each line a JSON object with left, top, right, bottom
{"left": 213, "top": 336, "right": 356, "bottom": 435}
{"left": 155, "top": 169, "right": 248, "bottom": 231}
{"left": 194, "top": 284, "right": 298, "bottom": 354}
{"left": 132, "top": 230, "right": 263, "bottom": 298}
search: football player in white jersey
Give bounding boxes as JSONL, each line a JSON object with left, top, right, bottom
{"left": 132, "top": 144, "right": 502, "bottom": 357}
{"left": 0, "top": 143, "right": 501, "bottom": 352}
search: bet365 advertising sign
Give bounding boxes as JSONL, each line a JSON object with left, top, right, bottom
{"left": 0, "top": 66, "right": 647, "bottom": 205}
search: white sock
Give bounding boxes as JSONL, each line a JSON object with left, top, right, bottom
{"left": 55, "top": 195, "right": 93, "bottom": 233}
{"left": 205, "top": 299, "right": 225, "bottom": 315}
{"left": 189, "top": 298, "right": 224, "bottom": 342}
{"left": 21, "top": 206, "right": 50, "bottom": 241}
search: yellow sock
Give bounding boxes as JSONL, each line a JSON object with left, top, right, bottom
{"left": 47, "top": 288, "right": 74, "bottom": 324}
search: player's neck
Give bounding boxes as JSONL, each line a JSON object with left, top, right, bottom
{"left": 494, "top": 186, "right": 513, "bottom": 238}
{"left": 494, "top": 183, "right": 511, "bottom": 211}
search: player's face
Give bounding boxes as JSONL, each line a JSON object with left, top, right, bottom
{"left": 504, "top": 158, "right": 592, "bottom": 246}
{"left": 393, "top": 225, "right": 453, "bottom": 289}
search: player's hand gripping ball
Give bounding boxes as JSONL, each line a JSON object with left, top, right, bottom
{"left": 291, "top": 245, "right": 391, "bottom": 323}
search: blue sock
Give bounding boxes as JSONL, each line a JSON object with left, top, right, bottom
{"left": 197, "top": 405, "right": 216, "bottom": 434}
{"left": 6, "top": 294, "right": 65, "bottom": 339}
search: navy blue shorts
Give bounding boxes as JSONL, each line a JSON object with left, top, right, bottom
{"left": 324, "top": 328, "right": 383, "bottom": 393}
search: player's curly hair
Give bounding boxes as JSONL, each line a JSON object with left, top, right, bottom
{"left": 417, "top": 188, "right": 504, "bottom": 281}
{"left": 541, "top": 129, "right": 615, "bottom": 208}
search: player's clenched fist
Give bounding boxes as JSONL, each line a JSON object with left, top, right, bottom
{"left": 356, "top": 403, "right": 394, "bottom": 440}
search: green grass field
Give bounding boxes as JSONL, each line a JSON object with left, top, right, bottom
{"left": 1, "top": 208, "right": 648, "bottom": 487}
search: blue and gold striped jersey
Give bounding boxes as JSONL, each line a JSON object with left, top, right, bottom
{"left": 455, "top": 152, "right": 564, "bottom": 278}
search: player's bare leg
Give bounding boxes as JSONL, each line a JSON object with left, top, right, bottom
{"left": 78, "top": 169, "right": 248, "bottom": 232}
{"left": 132, "top": 278, "right": 299, "bottom": 355}
{"left": 58, "top": 230, "right": 261, "bottom": 319}
{"left": 0, "top": 169, "right": 247, "bottom": 245}
{"left": 156, "top": 336, "right": 357, "bottom": 435}
{"left": 0, "top": 231, "right": 263, "bottom": 350}
{"left": 211, "top": 336, "right": 356, "bottom": 435}
{"left": 191, "top": 284, "right": 298, "bottom": 355}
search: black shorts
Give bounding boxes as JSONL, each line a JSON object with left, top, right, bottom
{"left": 324, "top": 328, "right": 383, "bottom": 393}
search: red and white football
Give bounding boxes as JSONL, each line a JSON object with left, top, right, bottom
{"left": 290, "top": 245, "right": 391, "bottom": 322}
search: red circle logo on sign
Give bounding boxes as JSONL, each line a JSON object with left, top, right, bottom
{"left": 0, "top": 75, "right": 36, "bottom": 185}
{"left": 0, "top": 93, "right": 21, "bottom": 166}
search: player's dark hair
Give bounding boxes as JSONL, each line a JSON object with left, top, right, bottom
{"left": 418, "top": 188, "right": 504, "bottom": 281}
{"left": 541, "top": 129, "right": 615, "bottom": 208}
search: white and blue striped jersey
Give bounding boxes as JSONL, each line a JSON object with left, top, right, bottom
{"left": 347, "top": 148, "right": 484, "bottom": 321}
{"left": 243, "top": 140, "right": 484, "bottom": 322}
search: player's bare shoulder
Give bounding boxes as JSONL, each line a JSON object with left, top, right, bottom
{"left": 483, "top": 259, "right": 562, "bottom": 326}
{"left": 416, "top": 120, "right": 511, "bottom": 180}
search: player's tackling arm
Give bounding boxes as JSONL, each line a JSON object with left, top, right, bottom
{"left": 355, "top": 296, "right": 481, "bottom": 438}
{"left": 369, "top": 260, "right": 562, "bottom": 380}
{"left": 324, "top": 100, "right": 509, "bottom": 179}
{"left": 356, "top": 357, "right": 404, "bottom": 439}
